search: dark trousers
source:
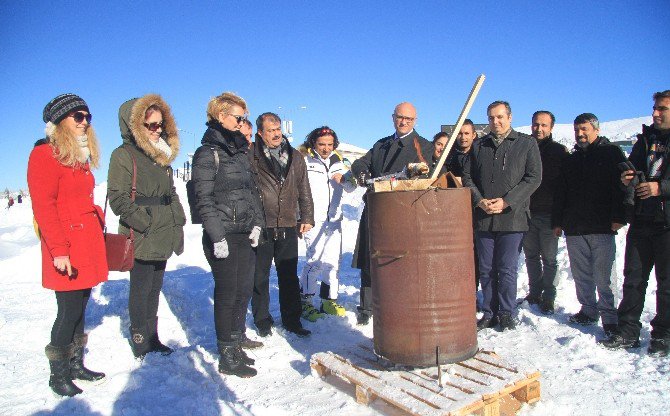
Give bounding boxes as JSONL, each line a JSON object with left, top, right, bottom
{"left": 128, "top": 259, "right": 166, "bottom": 332}
{"left": 522, "top": 213, "right": 559, "bottom": 301}
{"left": 203, "top": 233, "right": 256, "bottom": 343}
{"left": 354, "top": 205, "right": 373, "bottom": 316}
{"left": 51, "top": 289, "right": 91, "bottom": 346}
{"left": 476, "top": 231, "right": 525, "bottom": 319}
{"left": 618, "top": 222, "right": 670, "bottom": 340}
{"left": 251, "top": 227, "right": 302, "bottom": 329}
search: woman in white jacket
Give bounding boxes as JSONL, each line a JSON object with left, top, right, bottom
{"left": 299, "top": 127, "right": 356, "bottom": 320}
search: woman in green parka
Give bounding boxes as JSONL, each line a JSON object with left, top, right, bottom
{"left": 107, "top": 94, "right": 186, "bottom": 358}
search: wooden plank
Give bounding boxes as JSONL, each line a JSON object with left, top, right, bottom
{"left": 458, "top": 356, "right": 523, "bottom": 382}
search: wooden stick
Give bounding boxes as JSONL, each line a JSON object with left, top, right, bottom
{"left": 430, "top": 74, "right": 486, "bottom": 181}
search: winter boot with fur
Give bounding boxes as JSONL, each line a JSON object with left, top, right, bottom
{"left": 70, "top": 334, "right": 106, "bottom": 383}
{"left": 147, "top": 318, "right": 173, "bottom": 356}
{"left": 129, "top": 325, "right": 152, "bottom": 359}
{"left": 45, "top": 343, "right": 82, "bottom": 397}
{"left": 217, "top": 340, "right": 257, "bottom": 378}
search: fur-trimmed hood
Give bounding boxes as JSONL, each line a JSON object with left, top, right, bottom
{"left": 118, "top": 94, "right": 179, "bottom": 166}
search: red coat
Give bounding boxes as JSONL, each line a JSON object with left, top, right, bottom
{"left": 27, "top": 144, "right": 108, "bottom": 291}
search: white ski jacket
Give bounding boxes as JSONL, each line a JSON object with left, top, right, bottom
{"left": 304, "top": 150, "right": 356, "bottom": 223}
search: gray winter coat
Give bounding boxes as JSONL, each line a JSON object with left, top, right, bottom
{"left": 462, "top": 130, "right": 542, "bottom": 232}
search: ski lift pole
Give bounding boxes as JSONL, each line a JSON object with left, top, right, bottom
{"left": 430, "top": 74, "right": 486, "bottom": 181}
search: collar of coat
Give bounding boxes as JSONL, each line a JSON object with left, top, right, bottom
{"left": 202, "top": 121, "right": 249, "bottom": 154}
{"left": 572, "top": 136, "right": 610, "bottom": 152}
{"left": 384, "top": 129, "right": 419, "bottom": 148}
{"left": 118, "top": 94, "right": 179, "bottom": 167}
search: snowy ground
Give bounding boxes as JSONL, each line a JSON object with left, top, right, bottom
{"left": 0, "top": 180, "right": 668, "bottom": 416}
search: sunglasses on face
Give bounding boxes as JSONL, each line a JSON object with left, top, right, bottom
{"left": 227, "top": 114, "right": 248, "bottom": 124}
{"left": 69, "top": 112, "right": 92, "bottom": 124}
{"left": 144, "top": 121, "right": 164, "bottom": 132}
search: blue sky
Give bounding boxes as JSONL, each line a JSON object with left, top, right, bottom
{"left": 1, "top": 1, "right": 668, "bottom": 190}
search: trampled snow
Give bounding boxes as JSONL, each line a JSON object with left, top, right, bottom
{"left": 1, "top": 168, "right": 668, "bottom": 415}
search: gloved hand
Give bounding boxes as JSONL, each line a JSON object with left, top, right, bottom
{"left": 356, "top": 171, "right": 371, "bottom": 187}
{"left": 214, "top": 238, "right": 229, "bottom": 259}
{"left": 249, "top": 226, "right": 262, "bottom": 248}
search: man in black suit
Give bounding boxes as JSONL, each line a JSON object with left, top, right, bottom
{"left": 350, "top": 102, "right": 434, "bottom": 325}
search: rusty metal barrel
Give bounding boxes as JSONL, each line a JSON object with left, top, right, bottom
{"left": 367, "top": 187, "right": 478, "bottom": 366}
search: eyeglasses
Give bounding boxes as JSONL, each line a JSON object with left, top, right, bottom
{"left": 394, "top": 114, "right": 415, "bottom": 123}
{"left": 144, "top": 121, "right": 164, "bottom": 132}
{"left": 69, "top": 112, "right": 92, "bottom": 124}
{"left": 226, "top": 113, "right": 248, "bottom": 124}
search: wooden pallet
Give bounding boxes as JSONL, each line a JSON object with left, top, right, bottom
{"left": 310, "top": 347, "right": 540, "bottom": 416}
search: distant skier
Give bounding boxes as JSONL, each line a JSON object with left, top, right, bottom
{"left": 7, "top": 196, "right": 14, "bottom": 209}
{"left": 298, "top": 126, "right": 356, "bottom": 321}
{"left": 17, "top": 194, "right": 22, "bottom": 203}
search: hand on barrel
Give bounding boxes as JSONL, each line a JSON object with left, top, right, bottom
{"left": 477, "top": 198, "right": 508, "bottom": 215}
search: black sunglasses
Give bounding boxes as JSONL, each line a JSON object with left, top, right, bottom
{"left": 144, "top": 121, "right": 164, "bottom": 132}
{"left": 69, "top": 112, "right": 92, "bottom": 124}
{"left": 227, "top": 114, "right": 248, "bottom": 124}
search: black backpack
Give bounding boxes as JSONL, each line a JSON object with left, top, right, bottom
{"left": 186, "top": 148, "right": 219, "bottom": 224}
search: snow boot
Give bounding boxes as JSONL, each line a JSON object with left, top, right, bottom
{"left": 568, "top": 311, "right": 598, "bottom": 325}
{"left": 45, "top": 343, "right": 82, "bottom": 397}
{"left": 497, "top": 313, "right": 517, "bottom": 331}
{"left": 648, "top": 338, "right": 670, "bottom": 357}
{"left": 217, "top": 341, "right": 257, "bottom": 378}
{"left": 477, "top": 315, "right": 498, "bottom": 331}
{"left": 597, "top": 334, "right": 641, "bottom": 349}
{"left": 70, "top": 334, "right": 106, "bottom": 383}
{"left": 230, "top": 333, "right": 255, "bottom": 365}
{"left": 129, "top": 325, "right": 152, "bottom": 359}
{"left": 301, "top": 295, "right": 324, "bottom": 322}
{"left": 238, "top": 332, "right": 263, "bottom": 350}
{"left": 321, "top": 299, "right": 346, "bottom": 317}
{"left": 147, "top": 318, "right": 173, "bottom": 356}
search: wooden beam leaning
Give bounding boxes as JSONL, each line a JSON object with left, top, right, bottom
{"left": 429, "top": 74, "right": 486, "bottom": 182}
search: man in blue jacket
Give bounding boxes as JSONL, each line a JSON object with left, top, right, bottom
{"left": 462, "top": 101, "right": 542, "bottom": 331}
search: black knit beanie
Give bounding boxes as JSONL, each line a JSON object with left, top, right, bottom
{"left": 43, "top": 94, "right": 89, "bottom": 124}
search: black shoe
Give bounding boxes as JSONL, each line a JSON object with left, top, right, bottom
{"left": 603, "top": 324, "right": 618, "bottom": 337}
{"left": 129, "top": 326, "right": 152, "bottom": 359}
{"left": 568, "top": 311, "right": 598, "bottom": 325}
{"left": 284, "top": 325, "right": 311, "bottom": 337}
{"left": 217, "top": 343, "right": 256, "bottom": 378}
{"left": 540, "top": 298, "right": 555, "bottom": 315}
{"left": 70, "top": 334, "right": 106, "bottom": 383}
{"left": 519, "top": 294, "right": 541, "bottom": 306}
{"left": 597, "top": 334, "right": 641, "bottom": 349}
{"left": 477, "top": 316, "right": 498, "bottom": 331}
{"left": 147, "top": 318, "right": 173, "bottom": 355}
{"left": 257, "top": 326, "right": 273, "bottom": 338}
{"left": 498, "top": 313, "right": 517, "bottom": 331}
{"left": 45, "top": 343, "right": 83, "bottom": 397}
{"left": 648, "top": 338, "right": 670, "bottom": 357}
{"left": 239, "top": 333, "right": 263, "bottom": 349}
{"left": 235, "top": 345, "right": 255, "bottom": 365}
{"left": 357, "top": 312, "right": 371, "bottom": 326}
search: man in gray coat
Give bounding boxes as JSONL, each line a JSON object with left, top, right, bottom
{"left": 462, "top": 101, "right": 542, "bottom": 331}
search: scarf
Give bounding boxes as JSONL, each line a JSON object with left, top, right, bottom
{"left": 263, "top": 138, "right": 290, "bottom": 180}
{"left": 151, "top": 136, "right": 173, "bottom": 159}
{"left": 76, "top": 135, "right": 90, "bottom": 163}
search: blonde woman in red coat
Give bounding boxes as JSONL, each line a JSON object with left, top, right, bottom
{"left": 27, "top": 94, "right": 108, "bottom": 397}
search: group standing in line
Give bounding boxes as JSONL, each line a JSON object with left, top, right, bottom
{"left": 28, "top": 88, "right": 670, "bottom": 396}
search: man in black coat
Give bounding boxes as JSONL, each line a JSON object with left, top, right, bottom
{"left": 462, "top": 101, "right": 542, "bottom": 331}
{"left": 600, "top": 90, "right": 670, "bottom": 356}
{"left": 521, "top": 111, "right": 568, "bottom": 315}
{"left": 350, "top": 102, "right": 434, "bottom": 325}
{"left": 552, "top": 113, "right": 626, "bottom": 336}
{"left": 446, "top": 119, "right": 478, "bottom": 178}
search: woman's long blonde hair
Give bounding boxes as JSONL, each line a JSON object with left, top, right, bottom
{"left": 47, "top": 122, "right": 101, "bottom": 168}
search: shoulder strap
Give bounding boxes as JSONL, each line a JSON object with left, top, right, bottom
{"left": 104, "top": 147, "right": 136, "bottom": 240}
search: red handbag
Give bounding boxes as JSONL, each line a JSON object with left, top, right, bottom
{"left": 104, "top": 148, "right": 137, "bottom": 272}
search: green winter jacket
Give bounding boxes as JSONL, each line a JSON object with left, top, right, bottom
{"left": 107, "top": 94, "right": 186, "bottom": 261}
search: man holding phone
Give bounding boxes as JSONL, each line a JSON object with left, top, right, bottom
{"left": 600, "top": 90, "right": 670, "bottom": 357}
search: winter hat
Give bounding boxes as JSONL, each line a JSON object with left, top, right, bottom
{"left": 42, "top": 94, "right": 89, "bottom": 124}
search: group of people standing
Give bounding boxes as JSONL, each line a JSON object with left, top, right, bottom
{"left": 27, "top": 88, "right": 669, "bottom": 397}
{"left": 350, "top": 94, "right": 670, "bottom": 359}
{"left": 28, "top": 91, "right": 358, "bottom": 395}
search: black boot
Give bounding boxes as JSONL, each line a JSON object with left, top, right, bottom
{"left": 45, "top": 343, "right": 82, "bottom": 397}
{"left": 147, "top": 318, "right": 173, "bottom": 356}
{"left": 230, "top": 333, "right": 255, "bottom": 365}
{"left": 239, "top": 333, "right": 263, "bottom": 350}
{"left": 129, "top": 325, "right": 151, "bottom": 359}
{"left": 70, "top": 334, "right": 106, "bottom": 383}
{"left": 217, "top": 341, "right": 257, "bottom": 378}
